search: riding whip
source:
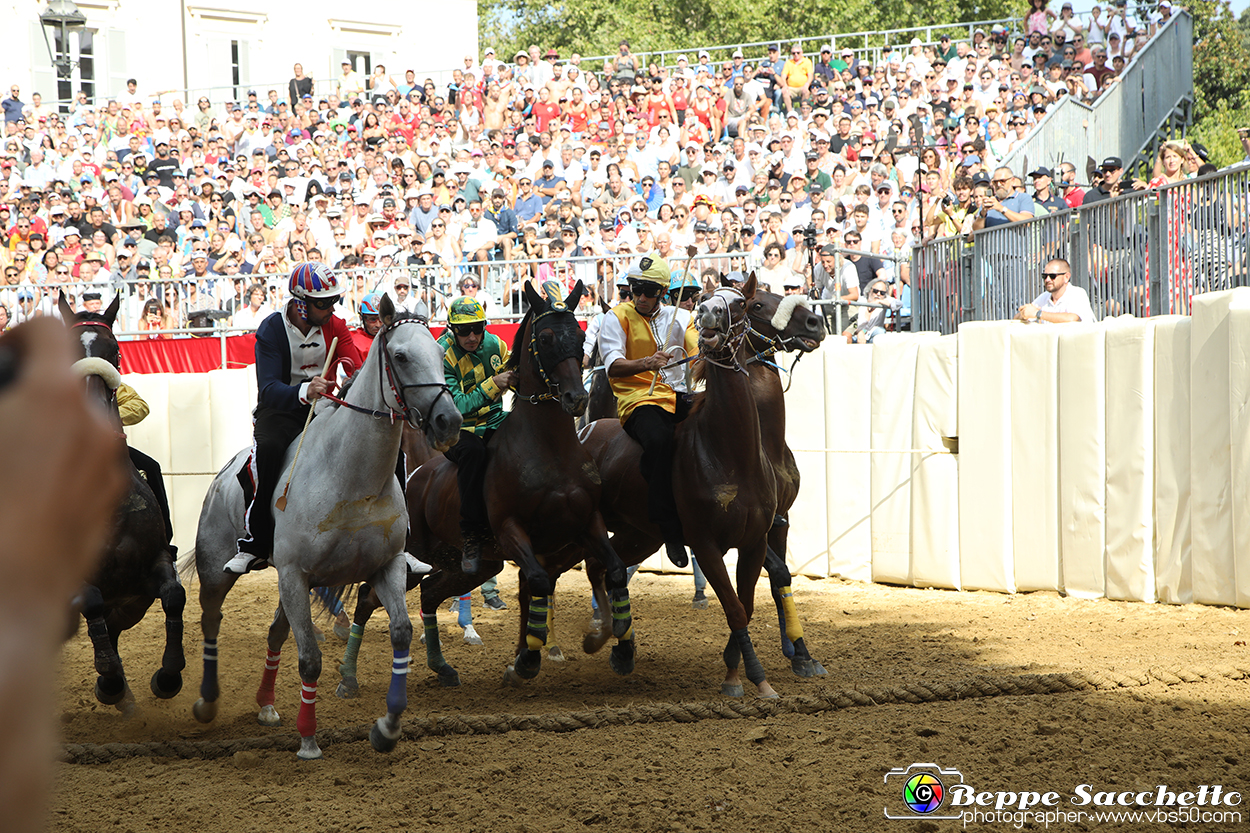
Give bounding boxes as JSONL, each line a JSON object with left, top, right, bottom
{"left": 276, "top": 336, "right": 338, "bottom": 512}
{"left": 647, "top": 245, "right": 699, "bottom": 395}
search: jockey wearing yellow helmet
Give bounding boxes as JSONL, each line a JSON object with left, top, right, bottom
{"left": 439, "top": 295, "right": 515, "bottom": 570}
{"left": 596, "top": 254, "right": 698, "bottom": 568}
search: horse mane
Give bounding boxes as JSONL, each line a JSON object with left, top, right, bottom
{"left": 504, "top": 307, "right": 536, "bottom": 372}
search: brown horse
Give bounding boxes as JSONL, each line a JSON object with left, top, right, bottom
{"left": 62, "top": 293, "right": 185, "bottom": 710}
{"left": 337, "top": 281, "right": 633, "bottom": 692}
{"left": 578, "top": 276, "right": 780, "bottom": 697}
{"left": 581, "top": 287, "right": 828, "bottom": 677}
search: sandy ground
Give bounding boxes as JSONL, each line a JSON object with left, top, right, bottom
{"left": 51, "top": 568, "right": 1250, "bottom": 833}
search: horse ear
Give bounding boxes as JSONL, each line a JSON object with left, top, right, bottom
{"left": 377, "top": 292, "right": 396, "bottom": 328}
{"left": 719, "top": 274, "right": 734, "bottom": 288}
{"left": 743, "top": 271, "right": 758, "bottom": 301}
{"left": 523, "top": 279, "right": 544, "bottom": 312}
{"left": 599, "top": 297, "right": 611, "bottom": 314}
{"left": 565, "top": 280, "right": 585, "bottom": 309}
{"left": 58, "top": 289, "right": 75, "bottom": 322}
{"left": 103, "top": 293, "right": 121, "bottom": 327}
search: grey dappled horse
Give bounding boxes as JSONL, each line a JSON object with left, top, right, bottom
{"left": 189, "top": 298, "right": 461, "bottom": 759}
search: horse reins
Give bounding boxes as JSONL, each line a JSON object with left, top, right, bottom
{"left": 320, "top": 317, "right": 452, "bottom": 430}
{"left": 697, "top": 287, "right": 751, "bottom": 373}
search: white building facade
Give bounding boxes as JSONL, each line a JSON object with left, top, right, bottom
{"left": 8, "top": 0, "right": 478, "bottom": 110}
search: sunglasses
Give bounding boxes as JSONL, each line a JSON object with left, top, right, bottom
{"left": 870, "top": 288, "right": 888, "bottom": 296}
{"left": 308, "top": 296, "right": 340, "bottom": 310}
{"left": 461, "top": 281, "right": 480, "bottom": 289}
{"left": 629, "top": 281, "right": 662, "bottom": 298}
{"left": 453, "top": 322, "right": 485, "bottom": 336}
{"left": 1041, "top": 271, "right": 1068, "bottom": 279}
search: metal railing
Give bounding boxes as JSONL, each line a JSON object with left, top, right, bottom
{"left": 579, "top": 19, "right": 1021, "bottom": 74}
{"left": 997, "top": 11, "right": 1194, "bottom": 178}
{"left": 910, "top": 166, "right": 1250, "bottom": 334}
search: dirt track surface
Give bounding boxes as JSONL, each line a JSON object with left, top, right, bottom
{"left": 53, "top": 570, "right": 1250, "bottom": 832}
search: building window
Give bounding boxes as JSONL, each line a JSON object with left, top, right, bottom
{"left": 231, "top": 40, "right": 241, "bottom": 100}
{"left": 346, "top": 51, "right": 371, "bottom": 76}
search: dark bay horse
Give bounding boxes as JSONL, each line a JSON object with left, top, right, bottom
{"left": 579, "top": 277, "right": 780, "bottom": 697}
{"left": 581, "top": 287, "right": 829, "bottom": 678}
{"left": 61, "top": 293, "right": 185, "bottom": 711}
{"left": 337, "top": 280, "right": 632, "bottom": 693}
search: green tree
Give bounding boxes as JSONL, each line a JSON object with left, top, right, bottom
{"left": 479, "top": 0, "right": 1026, "bottom": 67}
{"left": 1188, "top": 0, "right": 1250, "bottom": 166}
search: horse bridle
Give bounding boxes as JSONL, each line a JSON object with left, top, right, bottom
{"left": 326, "top": 317, "right": 452, "bottom": 431}
{"left": 72, "top": 318, "right": 121, "bottom": 407}
{"left": 697, "top": 287, "right": 751, "bottom": 373}
{"left": 514, "top": 304, "right": 581, "bottom": 405}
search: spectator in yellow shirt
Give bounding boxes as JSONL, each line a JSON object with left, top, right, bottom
{"left": 781, "top": 43, "right": 815, "bottom": 112}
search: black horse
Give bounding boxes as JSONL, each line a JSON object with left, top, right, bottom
{"left": 61, "top": 292, "right": 185, "bottom": 709}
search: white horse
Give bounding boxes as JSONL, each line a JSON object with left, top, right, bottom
{"left": 189, "top": 297, "right": 461, "bottom": 759}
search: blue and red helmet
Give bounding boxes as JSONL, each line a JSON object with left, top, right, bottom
{"left": 359, "top": 292, "right": 383, "bottom": 316}
{"left": 288, "top": 262, "right": 341, "bottom": 301}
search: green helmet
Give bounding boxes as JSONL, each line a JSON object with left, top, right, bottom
{"left": 448, "top": 295, "right": 487, "bottom": 325}
{"left": 626, "top": 253, "right": 671, "bottom": 288}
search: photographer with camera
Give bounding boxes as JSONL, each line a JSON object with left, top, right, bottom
{"left": 924, "top": 172, "right": 974, "bottom": 240}
{"left": 1081, "top": 156, "right": 1146, "bottom": 205}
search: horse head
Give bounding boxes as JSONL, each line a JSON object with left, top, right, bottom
{"left": 746, "top": 288, "right": 825, "bottom": 355}
{"left": 696, "top": 273, "right": 755, "bottom": 359}
{"left": 59, "top": 290, "right": 124, "bottom": 431}
{"left": 518, "top": 279, "right": 588, "bottom": 417}
{"left": 60, "top": 289, "right": 122, "bottom": 368}
{"left": 374, "top": 294, "right": 462, "bottom": 450}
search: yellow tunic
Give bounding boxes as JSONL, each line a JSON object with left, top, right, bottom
{"left": 607, "top": 302, "right": 698, "bottom": 423}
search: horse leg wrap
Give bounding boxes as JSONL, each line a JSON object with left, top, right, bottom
{"left": 386, "top": 649, "right": 409, "bottom": 717}
{"left": 422, "top": 610, "right": 446, "bottom": 669}
{"left": 772, "top": 585, "right": 794, "bottom": 658}
{"left": 87, "top": 616, "right": 116, "bottom": 676}
{"left": 607, "top": 587, "right": 632, "bottom": 639}
{"left": 723, "top": 634, "right": 742, "bottom": 670}
{"left": 339, "top": 623, "right": 364, "bottom": 680}
{"left": 733, "top": 628, "right": 767, "bottom": 686}
{"left": 779, "top": 586, "right": 804, "bottom": 644}
{"left": 456, "top": 594, "right": 472, "bottom": 629}
{"left": 526, "top": 595, "right": 550, "bottom": 651}
{"left": 200, "top": 639, "right": 219, "bottom": 701}
{"left": 296, "top": 681, "right": 317, "bottom": 738}
{"left": 256, "top": 649, "right": 280, "bottom": 707}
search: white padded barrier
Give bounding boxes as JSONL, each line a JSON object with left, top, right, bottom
{"left": 824, "top": 343, "right": 873, "bottom": 582}
{"left": 1228, "top": 293, "right": 1250, "bottom": 608}
{"left": 784, "top": 348, "right": 830, "bottom": 578}
{"left": 869, "top": 333, "right": 937, "bottom": 585}
{"left": 1103, "top": 317, "right": 1156, "bottom": 602}
{"left": 1009, "top": 326, "right": 1063, "bottom": 593}
{"left": 1189, "top": 291, "right": 1238, "bottom": 606}
{"left": 1057, "top": 324, "right": 1106, "bottom": 599}
{"left": 1152, "top": 317, "right": 1192, "bottom": 604}
{"left": 910, "top": 334, "right": 961, "bottom": 590}
{"left": 957, "top": 322, "right": 1015, "bottom": 593}
{"left": 168, "top": 373, "right": 218, "bottom": 555}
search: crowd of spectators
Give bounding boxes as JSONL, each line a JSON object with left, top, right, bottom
{"left": 0, "top": 1, "right": 1186, "bottom": 339}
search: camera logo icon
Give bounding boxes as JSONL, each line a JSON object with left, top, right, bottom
{"left": 884, "top": 763, "right": 965, "bottom": 820}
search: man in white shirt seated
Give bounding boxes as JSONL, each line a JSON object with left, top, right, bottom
{"left": 1014, "top": 257, "right": 1095, "bottom": 323}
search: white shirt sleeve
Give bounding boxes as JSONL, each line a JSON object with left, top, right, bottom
{"left": 598, "top": 309, "right": 629, "bottom": 373}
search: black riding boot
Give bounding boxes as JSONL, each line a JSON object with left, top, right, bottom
{"left": 459, "top": 519, "right": 492, "bottom": 574}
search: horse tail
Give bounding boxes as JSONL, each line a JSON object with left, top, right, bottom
{"left": 311, "top": 583, "right": 358, "bottom": 621}
{"left": 176, "top": 548, "right": 198, "bottom": 585}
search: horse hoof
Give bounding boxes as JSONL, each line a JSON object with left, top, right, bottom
{"left": 462, "top": 625, "right": 483, "bottom": 646}
{"left": 502, "top": 666, "right": 525, "bottom": 688}
{"left": 583, "top": 628, "right": 609, "bottom": 655}
{"left": 547, "top": 645, "right": 565, "bottom": 662}
{"left": 95, "top": 676, "right": 126, "bottom": 706}
{"left": 609, "top": 645, "right": 635, "bottom": 676}
{"left": 692, "top": 595, "right": 709, "bottom": 610}
{"left": 257, "top": 704, "right": 281, "bottom": 726}
{"left": 192, "top": 697, "right": 217, "bottom": 724}
{"left": 809, "top": 660, "right": 828, "bottom": 676}
{"left": 513, "top": 651, "right": 541, "bottom": 680}
{"left": 150, "top": 669, "right": 183, "bottom": 699}
{"left": 721, "top": 682, "right": 745, "bottom": 698}
{"left": 791, "top": 657, "right": 827, "bottom": 678}
{"left": 335, "top": 678, "right": 359, "bottom": 699}
{"left": 333, "top": 623, "right": 351, "bottom": 641}
{"left": 758, "top": 689, "right": 781, "bottom": 700}
{"left": 370, "top": 719, "right": 401, "bottom": 753}
{"left": 296, "top": 738, "right": 322, "bottom": 760}
{"left": 436, "top": 666, "right": 461, "bottom": 687}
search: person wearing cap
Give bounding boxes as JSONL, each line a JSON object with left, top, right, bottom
{"left": 1028, "top": 167, "right": 1069, "bottom": 214}
{"left": 436, "top": 294, "right": 515, "bottom": 571}
{"left": 223, "top": 262, "right": 364, "bottom": 574}
{"left": 1081, "top": 156, "right": 1130, "bottom": 205}
{"left": 597, "top": 254, "right": 698, "bottom": 568}
{"left": 336, "top": 59, "right": 365, "bottom": 101}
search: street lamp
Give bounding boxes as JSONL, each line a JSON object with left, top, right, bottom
{"left": 39, "top": 0, "right": 87, "bottom": 79}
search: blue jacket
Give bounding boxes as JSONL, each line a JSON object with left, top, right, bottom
{"left": 254, "top": 305, "right": 362, "bottom": 413}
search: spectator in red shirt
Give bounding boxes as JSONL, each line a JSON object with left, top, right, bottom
{"left": 531, "top": 87, "right": 562, "bottom": 133}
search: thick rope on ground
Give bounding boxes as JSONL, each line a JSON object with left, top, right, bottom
{"left": 59, "top": 664, "right": 1250, "bottom": 764}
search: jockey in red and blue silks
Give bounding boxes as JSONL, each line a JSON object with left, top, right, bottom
{"left": 224, "top": 262, "right": 364, "bottom": 575}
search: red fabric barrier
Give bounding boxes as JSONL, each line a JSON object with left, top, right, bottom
{"left": 117, "top": 322, "right": 555, "bottom": 374}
